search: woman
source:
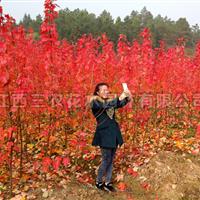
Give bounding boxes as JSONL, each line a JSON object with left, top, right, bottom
{"left": 89, "top": 82, "right": 132, "bottom": 192}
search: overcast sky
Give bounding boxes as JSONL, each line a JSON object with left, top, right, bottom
{"left": 1, "top": 0, "right": 200, "bottom": 26}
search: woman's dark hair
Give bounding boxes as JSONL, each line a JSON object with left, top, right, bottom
{"left": 93, "top": 82, "right": 109, "bottom": 95}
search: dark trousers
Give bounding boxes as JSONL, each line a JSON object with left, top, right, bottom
{"left": 96, "top": 147, "right": 117, "bottom": 183}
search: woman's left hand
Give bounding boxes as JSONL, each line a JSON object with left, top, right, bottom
{"left": 124, "top": 90, "right": 133, "bottom": 101}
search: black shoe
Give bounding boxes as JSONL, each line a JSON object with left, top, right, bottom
{"left": 95, "top": 181, "right": 105, "bottom": 191}
{"left": 104, "top": 182, "right": 116, "bottom": 192}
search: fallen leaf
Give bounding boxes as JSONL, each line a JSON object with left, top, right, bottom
{"left": 117, "top": 182, "right": 127, "bottom": 191}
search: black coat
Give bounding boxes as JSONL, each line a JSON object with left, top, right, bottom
{"left": 90, "top": 96, "right": 131, "bottom": 148}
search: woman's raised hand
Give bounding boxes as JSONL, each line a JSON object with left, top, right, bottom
{"left": 123, "top": 90, "right": 133, "bottom": 101}
{"left": 119, "top": 90, "right": 132, "bottom": 101}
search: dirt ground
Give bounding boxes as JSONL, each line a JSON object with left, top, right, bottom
{"left": 9, "top": 150, "right": 200, "bottom": 200}
{"left": 137, "top": 150, "right": 200, "bottom": 200}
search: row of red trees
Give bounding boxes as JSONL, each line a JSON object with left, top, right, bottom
{"left": 0, "top": 0, "right": 200, "bottom": 198}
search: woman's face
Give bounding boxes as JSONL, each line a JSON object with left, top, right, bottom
{"left": 97, "top": 85, "right": 110, "bottom": 99}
